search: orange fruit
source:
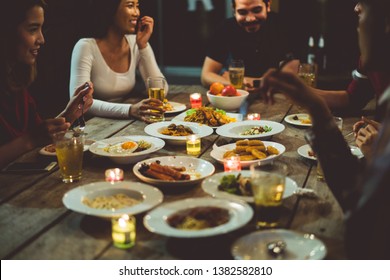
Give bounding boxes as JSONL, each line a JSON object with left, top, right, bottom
{"left": 209, "top": 82, "right": 224, "bottom": 95}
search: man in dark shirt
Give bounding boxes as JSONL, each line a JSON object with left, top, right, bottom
{"left": 201, "top": 0, "right": 295, "bottom": 94}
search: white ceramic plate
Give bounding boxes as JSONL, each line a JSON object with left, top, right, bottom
{"left": 164, "top": 101, "right": 187, "bottom": 114}
{"left": 133, "top": 156, "right": 215, "bottom": 188}
{"left": 39, "top": 139, "right": 94, "bottom": 156}
{"left": 210, "top": 141, "right": 286, "bottom": 168}
{"left": 144, "top": 121, "right": 213, "bottom": 145}
{"left": 88, "top": 136, "right": 165, "bottom": 164}
{"left": 216, "top": 120, "right": 285, "bottom": 139}
{"left": 202, "top": 170, "right": 298, "bottom": 203}
{"left": 231, "top": 229, "right": 327, "bottom": 260}
{"left": 62, "top": 181, "right": 164, "bottom": 218}
{"left": 297, "top": 144, "right": 364, "bottom": 161}
{"left": 284, "top": 114, "right": 312, "bottom": 127}
{"left": 143, "top": 197, "right": 253, "bottom": 238}
{"left": 172, "top": 110, "right": 243, "bottom": 128}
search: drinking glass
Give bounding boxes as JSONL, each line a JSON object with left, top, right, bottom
{"left": 146, "top": 76, "right": 166, "bottom": 122}
{"left": 229, "top": 59, "right": 245, "bottom": 89}
{"left": 250, "top": 161, "right": 287, "bottom": 229}
{"left": 298, "top": 63, "right": 317, "bottom": 87}
{"left": 54, "top": 131, "right": 84, "bottom": 183}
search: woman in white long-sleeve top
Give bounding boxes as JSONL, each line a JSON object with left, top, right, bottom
{"left": 69, "top": 0, "right": 167, "bottom": 122}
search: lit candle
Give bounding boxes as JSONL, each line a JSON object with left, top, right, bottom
{"left": 105, "top": 168, "right": 124, "bottom": 183}
{"left": 186, "top": 134, "right": 201, "bottom": 156}
{"left": 224, "top": 155, "right": 242, "bottom": 172}
{"left": 247, "top": 113, "right": 261, "bottom": 120}
{"left": 190, "top": 93, "right": 202, "bottom": 108}
{"left": 112, "top": 214, "right": 136, "bottom": 249}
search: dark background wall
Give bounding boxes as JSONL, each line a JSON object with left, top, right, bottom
{"left": 32, "top": 0, "right": 359, "bottom": 117}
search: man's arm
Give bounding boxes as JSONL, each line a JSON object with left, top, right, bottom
{"left": 201, "top": 57, "right": 230, "bottom": 87}
{"left": 311, "top": 88, "right": 350, "bottom": 109}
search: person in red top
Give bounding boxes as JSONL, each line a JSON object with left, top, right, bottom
{"left": 0, "top": 0, "right": 93, "bottom": 169}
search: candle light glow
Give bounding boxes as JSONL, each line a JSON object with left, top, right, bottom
{"left": 105, "top": 168, "right": 124, "bottom": 183}
{"left": 112, "top": 214, "right": 136, "bottom": 249}
{"left": 190, "top": 93, "right": 202, "bottom": 108}
{"left": 247, "top": 113, "right": 261, "bottom": 120}
{"left": 186, "top": 134, "right": 201, "bottom": 156}
{"left": 224, "top": 155, "right": 242, "bottom": 172}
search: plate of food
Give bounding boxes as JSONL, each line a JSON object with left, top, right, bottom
{"left": 202, "top": 171, "right": 298, "bottom": 203}
{"left": 143, "top": 197, "right": 253, "bottom": 238}
{"left": 231, "top": 229, "right": 327, "bottom": 260}
{"left": 297, "top": 144, "right": 364, "bottom": 161}
{"left": 144, "top": 121, "right": 213, "bottom": 145}
{"left": 133, "top": 156, "right": 215, "bottom": 188}
{"left": 39, "top": 139, "right": 95, "bottom": 156}
{"left": 284, "top": 114, "right": 312, "bottom": 127}
{"left": 172, "top": 107, "right": 243, "bottom": 128}
{"left": 210, "top": 140, "right": 286, "bottom": 168}
{"left": 164, "top": 101, "right": 187, "bottom": 114}
{"left": 88, "top": 136, "right": 165, "bottom": 164}
{"left": 216, "top": 120, "right": 285, "bottom": 139}
{"left": 62, "top": 181, "right": 164, "bottom": 218}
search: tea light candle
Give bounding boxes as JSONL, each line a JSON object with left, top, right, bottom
{"left": 186, "top": 134, "right": 201, "bottom": 156}
{"left": 112, "top": 214, "right": 136, "bottom": 249}
{"left": 247, "top": 113, "right": 261, "bottom": 120}
{"left": 190, "top": 93, "right": 202, "bottom": 108}
{"left": 105, "top": 168, "right": 124, "bottom": 183}
{"left": 224, "top": 155, "right": 242, "bottom": 172}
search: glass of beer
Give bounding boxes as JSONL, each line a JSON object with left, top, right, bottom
{"left": 298, "top": 63, "right": 317, "bottom": 87}
{"left": 146, "top": 76, "right": 166, "bottom": 122}
{"left": 229, "top": 59, "right": 245, "bottom": 89}
{"left": 250, "top": 162, "right": 287, "bottom": 229}
{"left": 54, "top": 131, "right": 84, "bottom": 183}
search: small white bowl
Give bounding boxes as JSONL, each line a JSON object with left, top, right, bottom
{"left": 207, "top": 89, "right": 249, "bottom": 112}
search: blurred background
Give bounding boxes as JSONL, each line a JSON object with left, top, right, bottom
{"left": 32, "top": 0, "right": 359, "bottom": 117}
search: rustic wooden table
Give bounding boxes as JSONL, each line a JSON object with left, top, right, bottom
{"left": 0, "top": 85, "right": 363, "bottom": 260}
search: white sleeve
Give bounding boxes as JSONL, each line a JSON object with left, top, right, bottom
{"left": 69, "top": 39, "right": 131, "bottom": 119}
{"left": 138, "top": 44, "right": 169, "bottom": 95}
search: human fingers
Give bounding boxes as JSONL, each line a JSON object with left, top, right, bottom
{"left": 144, "top": 98, "right": 163, "bottom": 106}
{"left": 362, "top": 116, "right": 380, "bottom": 129}
{"left": 353, "top": 120, "right": 365, "bottom": 135}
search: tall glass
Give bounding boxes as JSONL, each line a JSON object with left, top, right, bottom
{"left": 229, "top": 59, "right": 245, "bottom": 89}
{"left": 250, "top": 162, "right": 287, "bottom": 229}
{"left": 298, "top": 63, "right": 317, "bottom": 87}
{"left": 54, "top": 131, "right": 84, "bottom": 183}
{"left": 147, "top": 77, "right": 166, "bottom": 122}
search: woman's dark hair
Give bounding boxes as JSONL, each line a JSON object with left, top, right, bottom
{"left": 231, "top": 0, "right": 270, "bottom": 9}
{"left": 85, "top": 0, "right": 121, "bottom": 38}
{"left": 0, "top": 0, "right": 46, "bottom": 93}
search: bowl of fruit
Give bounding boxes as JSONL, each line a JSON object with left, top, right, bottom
{"left": 207, "top": 83, "right": 249, "bottom": 112}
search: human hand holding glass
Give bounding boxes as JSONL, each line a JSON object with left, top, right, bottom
{"left": 146, "top": 77, "right": 166, "bottom": 122}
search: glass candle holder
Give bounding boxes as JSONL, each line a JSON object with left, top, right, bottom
{"left": 186, "top": 134, "right": 201, "bottom": 156}
{"left": 247, "top": 113, "right": 261, "bottom": 120}
{"left": 190, "top": 93, "right": 202, "bottom": 108}
{"left": 112, "top": 214, "right": 136, "bottom": 249}
{"left": 223, "top": 155, "right": 242, "bottom": 172}
{"left": 105, "top": 168, "right": 124, "bottom": 183}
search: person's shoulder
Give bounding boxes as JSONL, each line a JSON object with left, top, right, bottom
{"left": 74, "top": 38, "right": 96, "bottom": 49}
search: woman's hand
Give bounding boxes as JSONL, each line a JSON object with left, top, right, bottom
{"left": 136, "top": 16, "right": 154, "bottom": 49}
{"left": 129, "top": 98, "right": 165, "bottom": 123}
{"left": 355, "top": 117, "right": 381, "bottom": 161}
{"left": 60, "top": 82, "right": 94, "bottom": 124}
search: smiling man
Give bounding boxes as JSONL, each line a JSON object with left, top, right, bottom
{"left": 201, "top": 0, "right": 293, "bottom": 93}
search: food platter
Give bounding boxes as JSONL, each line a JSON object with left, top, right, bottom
{"left": 62, "top": 181, "right": 164, "bottom": 218}
{"left": 164, "top": 101, "right": 187, "bottom": 114}
{"left": 133, "top": 156, "right": 215, "bottom": 188}
{"left": 202, "top": 170, "right": 298, "bottom": 203}
{"left": 297, "top": 144, "right": 364, "bottom": 161}
{"left": 88, "top": 136, "right": 165, "bottom": 164}
{"left": 210, "top": 141, "right": 286, "bottom": 168}
{"left": 231, "top": 229, "right": 327, "bottom": 260}
{"left": 144, "top": 121, "right": 213, "bottom": 145}
{"left": 172, "top": 109, "right": 243, "bottom": 128}
{"left": 143, "top": 197, "right": 253, "bottom": 238}
{"left": 284, "top": 114, "right": 312, "bottom": 127}
{"left": 216, "top": 120, "right": 285, "bottom": 139}
{"left": 39, "top": 139, "right": 94, "bottom": 156}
